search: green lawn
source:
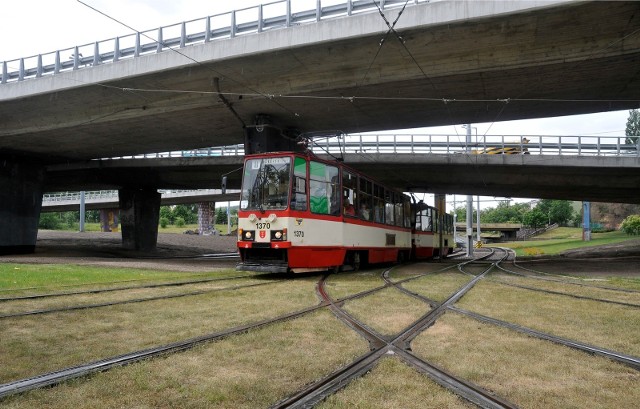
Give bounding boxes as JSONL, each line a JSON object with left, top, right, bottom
{"left": 494, "top": 229, "right": 637, "bottom": 256}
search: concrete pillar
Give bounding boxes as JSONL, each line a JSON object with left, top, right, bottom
{"left": 197, "top": 202, "right": 215, "bottom": 234}
{"left": 118, "top": 188, "right": 161, "bottom": 251}
{"left": 0, "top": 161, "right": 45, "bottom": 254}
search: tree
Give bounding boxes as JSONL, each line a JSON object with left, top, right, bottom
{"left": 523, "top": 208, "right": 547, "bottom": 228}
{"left": 159, "top": 206, "right": 175, "bottom": 224}
{"left": 626, "top": 109, "right": 640, "bottom": 145}
{"left": 620, "top": 215, "right": 640, "bottom": 235}
{"left": 215, "top": 207, "right": 227, "bottom": 224}
{"left": 548, "top": 200, "right": 573, "bottom": 226}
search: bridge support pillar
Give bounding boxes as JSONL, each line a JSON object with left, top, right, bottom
{"left": 118, "top": 188, "right": 161, "bottom": 251}
{"left": 0, "top": 161, "right": 45, "bottom": 254}
{"left": 197, "top": 202, "right": 215, "bottom": 235}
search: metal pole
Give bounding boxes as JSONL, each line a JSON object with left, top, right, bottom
{"left": 79, "top": 191, "right": 85, "bottom": 232}
{"left": 465, "top": 124, "right": 473, "bottom": 257}
{"left": 476, "top": 195, "right": 481, "bottom": 243}
{"left": 582, "top": 201, "right": 591, "bottom": 241}
{"left": 452, "top": 194, "right": 457, "bottom": 243}
{"left": 227, "top": 201, "right": 231, "bottom": 235}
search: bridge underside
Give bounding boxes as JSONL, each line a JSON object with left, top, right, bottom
{"left": 2, "top": 1, "right": 640, "bottom": 162}
{"left": 45, "top": 154, "right": 640, "bottom": 204}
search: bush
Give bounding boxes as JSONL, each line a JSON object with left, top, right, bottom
{"left": 39, "top": 213, "right": 61, "bottom": 230}
{"left": 620, "top": 215, "right": 640, "bottom": 236}
{"left": 159, "top": 217, "right": 169, "bottom": 228}
{"left": 175, "top": 217, "right": 185, "bottom": 227}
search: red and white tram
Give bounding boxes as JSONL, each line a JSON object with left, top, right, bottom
{"left": 236, "top": 151, "right": 453, "bottom": 273}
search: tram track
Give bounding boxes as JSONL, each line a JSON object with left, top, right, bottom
{"left": 0, "top": 280, "right": 281, "bottom": 320}
{"left": 274, "top": 248, "right": 519, "bottom": 409}
{"left": 0, "top": 272, "right": 266, "bottom": 303}
{"left": 1, "top": 247, "right": 636, "bottom": 406}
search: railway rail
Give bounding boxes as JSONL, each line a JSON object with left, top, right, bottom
{"left": 1, "top": 247, "right": 637, "bottom": 406}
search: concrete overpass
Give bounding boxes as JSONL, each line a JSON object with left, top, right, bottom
{"left": 2, "top": 0, "right": 640, "bottom": 254}
{"left": 2, "top": 0, "right": 640, "bottom": 161}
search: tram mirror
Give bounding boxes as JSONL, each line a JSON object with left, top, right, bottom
{"left": 221, "top": 176, "right": 227, "bottom": 194}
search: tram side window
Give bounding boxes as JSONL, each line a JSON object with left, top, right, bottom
{"left": 291, "top": 157, "right": 307, "bottom": 211}
{"left": 359, "top": 178, "right": 373, "bottom": 221}
{"left": 422, "top": 208, "right": 433, "bottom": 232}
{"left": 310, "top": 161, "right": 339, "bottom": 216}
{"left": 394, "top": 194, "right": 403, "bottom": 227}
{"left": 403, "top": 199, "right": 411, "bottom": 228}
{"left": 343, "top": 170, "right": 357, "bottom": 217}
{"left": 385, "top": 191, "right": 395, "bottom": 226}
{"left": 373, "top": 184, "right": 385, "bottom": 223}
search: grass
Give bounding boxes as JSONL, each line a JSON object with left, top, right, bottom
{"left": 0, "top": 278, "right": 318, "bottom": 383}
{"left": 489, "top": 272, "right": 640, "bottom": 306}
{"left": 402, "top": 271, "right": 473, "bottom": 302}
{"left": 318, "top": 357, "right": 474, "bottom": 409}
{"left": 0, "top": 263, "right": 229, "bottom": 292}
{"left": 342, "top": 288, "right": 428, "bottom": 336}
{"left": 412, "top": 312, "right": 640, "bottom": 409}
{"left": 2, "top": 310, "right": 369, "bottom": 409}
{"left": 324, "top": 269, "right": 386, "bottom": 300}
{"left": 494, "top": 230, "right": 636, "bottom": 256}
{"left": 455, "top": 279, "right": 640, "bottom": 356}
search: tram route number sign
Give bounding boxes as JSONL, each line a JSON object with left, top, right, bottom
{"left": 293, "top": 230, "right": 304, "bottom": 237}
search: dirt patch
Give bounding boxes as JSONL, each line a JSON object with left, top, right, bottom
{"left": 0, "top": 230, "right": 238, "bottom": 272}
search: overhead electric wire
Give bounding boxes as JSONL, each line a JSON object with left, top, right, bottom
{"left": 75, "top": 0, "right": 299, "bottom": 120}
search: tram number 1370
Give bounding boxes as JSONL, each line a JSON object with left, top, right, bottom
{"left": 293, "top": 230, "right": 304, "bottom": 238}
{"left": 256, "top": 222, "right": 271, "bottom": 229}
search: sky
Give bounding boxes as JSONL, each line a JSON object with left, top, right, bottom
{"left": 1, "top": 0, "right": 634, "bottom": 206}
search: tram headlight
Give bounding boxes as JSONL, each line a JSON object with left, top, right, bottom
{"left": 270, "top": 229, "right": 287, "bottom": 241}
{"left": 241, "top": 230, "right": 255, "bottom": 241}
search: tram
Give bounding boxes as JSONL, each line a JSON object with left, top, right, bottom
{"left": 236, "top": 151, "right": 453, "bottom": 273}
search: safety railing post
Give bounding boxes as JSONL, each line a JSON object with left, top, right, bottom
{"left": 36, "top": 55, "right": 43, "bottom": 77}
{"left": 134, "top": 33, "right": 141, "bottom": 57}
{"left": 317, "top": 0, "right": 321, "bottom": 21}
{"left": 157, "top": 27, "right": 164, "bottom": 52}
{"left": 113, "top": 38, "right": 120, "bottom": 62}
{"left": 205, "top": 16, "right": 212, "bottom": 41}
{"left": 230, "top": 11, "right": 236, "bottom": 37}
{"left": 93, "top": 42, "right": 100, "bottom": 66}
{"left": 18, "top": 58, "right": 25, "bottom": 81}
{"left": 181, "top": 22, "right": 187, "bottom": 46}
{"left": 286, "top": 0, "right": 291, "bottom": 26}
{"left": 258, "top": 5, "right": 263, "bottom": 33}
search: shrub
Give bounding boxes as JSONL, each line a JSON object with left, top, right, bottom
{"left": 159, "top": 217, "right": 169, "bottom": 228}
{"left": 39, "top": 213, "right": 61, "bottom": 230}
{"left": 175, "top": 217, "right": 185, "bottom": 228}
{"left": 620, "top": 215, "right": 640, "bottom": 236}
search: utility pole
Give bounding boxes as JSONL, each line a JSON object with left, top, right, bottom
{"left": 79, "top": 191, "right": 85, "bottom": 232}
{"left": 452, "top": 194, "right": 457, "bottom": 244}
{"left": 465, "top": 124, "right": 473, "bottom": 257}
{"left": 476, "top": 195, "right": 481, "bottom": 243}
{"left": 582, "top": 201, "right": 591, "bottom": 241}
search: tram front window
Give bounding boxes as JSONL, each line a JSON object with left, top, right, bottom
{"left": 240, "top": 157, "right": 291, "bottom": 211}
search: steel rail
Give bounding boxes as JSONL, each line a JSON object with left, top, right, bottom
{"left": 277, "top": 257, "right": 518, "bottom": 409}
{"left": 486, "top": 280, "right": 640, "bottom": 308}
{"left": 0, "top": 299, "right": 329, "bottom": 400}
{"left": 0, "top": 281, "right": 281, "bottom": 320}
{"left": 495, "top": 262, "right": 640, "bottom": 294}
{"left": 0, "top": 273, "right": 259, "bottom": 302}
{"left": 450, "top": 306, "right": 640, "bottom": 371}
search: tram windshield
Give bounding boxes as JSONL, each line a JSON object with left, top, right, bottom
{"left": 240, "top": 157, "right": 291, "bottom": 211}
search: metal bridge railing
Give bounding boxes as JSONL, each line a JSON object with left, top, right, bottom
{"left": 41, "top": 189, "right": 236, "bottom": 206}
{"left": 1, "top": 0, "right": 430, "bottom": 84}
{"left": 104, "top": 134, "right": 640, "bottom": 160}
